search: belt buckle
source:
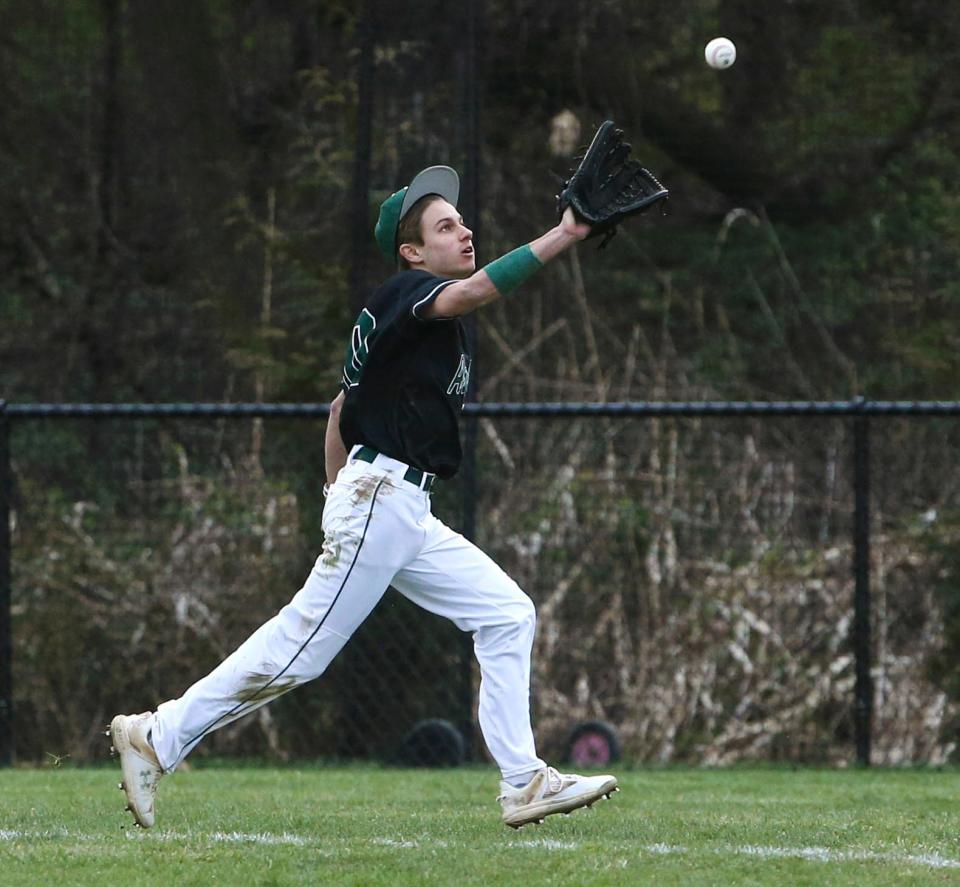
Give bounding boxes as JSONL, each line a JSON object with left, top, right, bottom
{"left": 404, "top": 466, "right": 435, "bottom": 492}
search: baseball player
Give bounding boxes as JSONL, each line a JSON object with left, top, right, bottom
{"left": 110, "top": 165, "right": 620, "bottom": 830}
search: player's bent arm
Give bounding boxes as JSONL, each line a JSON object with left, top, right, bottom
{"left": 424, "top": 208, "right": 591, "bottom": 319}
{"left": 324, "top": 391, "right": 348, "bottom": 486}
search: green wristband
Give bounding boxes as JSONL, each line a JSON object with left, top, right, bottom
{"left": 483, "top": 244, "right": 544, "bottom": 297}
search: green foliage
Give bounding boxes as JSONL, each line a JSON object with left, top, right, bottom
{"left": 2, "top": 1, "right": 959, "bottom": 403}
{"left": 12, "top": 443, "right": 310, "bottom": 761}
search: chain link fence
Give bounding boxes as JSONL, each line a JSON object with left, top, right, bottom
{"left": 472, "top": 407, "right": 960, "bottom": 766}
{"left": 2, "top": 402, "right": 960, "bottom": 768}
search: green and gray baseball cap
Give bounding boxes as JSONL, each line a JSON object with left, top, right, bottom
{"left": 374, "top": 165, "right": 460, "bottom": 262}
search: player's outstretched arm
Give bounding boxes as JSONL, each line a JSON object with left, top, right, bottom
{"left": 423, "top": 207, "right": 590, "bottom": 319}
{"left": 324, "top": 391, "right": 348, "bottom": 486}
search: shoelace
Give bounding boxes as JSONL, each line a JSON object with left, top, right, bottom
{"left": 544, "top": 766, "right": 575, "bottom": 794}
{"left": 497, "top": 766, "right": 574, "bottom": 801}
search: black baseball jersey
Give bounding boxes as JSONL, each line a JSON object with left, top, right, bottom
{"left": 338, "top": 270, "right": 472, "bottom": 479}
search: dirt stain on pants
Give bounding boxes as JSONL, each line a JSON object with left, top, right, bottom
{"left": 319, "top": 536, "right": 342, "bottom": 569}
{"left": 233, "top": 673, "right": 298, "bottom": 705}
{"left": 350, "top": 474, "right": 392, "bottom": 506}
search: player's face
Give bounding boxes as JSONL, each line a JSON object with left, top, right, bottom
{"left": 413, "top": 199, "right": 475, "bottom": 278}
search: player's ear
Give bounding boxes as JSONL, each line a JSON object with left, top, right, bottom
{"left": 398, "top": 242, "right": 424, "bottom": 266}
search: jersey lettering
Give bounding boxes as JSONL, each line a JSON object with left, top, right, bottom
{"left": 446, "top": 354, "right": 471, "bottom": 397}
{"left": 342, "top": 309, "right": 377, "bottom": 388}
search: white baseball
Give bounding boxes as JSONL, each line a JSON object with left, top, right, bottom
{"left": 705, "top": 37, "right": 736, "bottom": 70}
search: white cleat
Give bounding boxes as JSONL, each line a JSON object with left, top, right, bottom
{"left": 109, "top": 712, "right": 163, "bottom": 828}
{"left": 497, "top": 766, "right": 619, "bottom": 829}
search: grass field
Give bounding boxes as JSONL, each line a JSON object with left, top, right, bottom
{"left": 1, "top": 764, "right": 959, "bottom": 886}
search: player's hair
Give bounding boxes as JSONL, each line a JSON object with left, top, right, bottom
{"left": 396, "top": 194, "right": 445, "bottom": 270}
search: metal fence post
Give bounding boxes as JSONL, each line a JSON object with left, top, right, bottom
{"left": 456, "top": 0, "right": 483, "bottom": 760}
{"left": 0, "top": 401, "right": 12, "bottom": 766}
{"left": 347, "top": 0, "right": 376, "bottom": 315}
{"left": 852, "top": 404, "right": 872, "bottom": 766}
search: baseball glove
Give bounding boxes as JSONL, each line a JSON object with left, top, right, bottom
{"left": 558, "top": 120, "right": 668, "bottom": 247}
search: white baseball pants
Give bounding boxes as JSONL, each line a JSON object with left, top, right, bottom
{"left": 150, "top": 448, "right": 546, "bottom": 782}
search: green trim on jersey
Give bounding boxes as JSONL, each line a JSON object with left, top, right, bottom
{"left": 342, "top": 308, "right": 377, "bottom": 388}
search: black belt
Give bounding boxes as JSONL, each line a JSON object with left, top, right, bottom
{"left": 354, "top": 445, "right": 436, "bottom": 492}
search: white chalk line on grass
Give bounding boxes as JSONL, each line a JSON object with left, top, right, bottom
{"left": 0, "top": 828, "right": 320, "bottom": 850}
{"left": 1, "top": 828, "right": 958, "bottom": 870}
{"left": 207, "top": 831, "right": 310, "bottom": 847}
{"left": 371, "top": 837, "right": 576, "bottom": 852}
{"left": 372, "top": 838, "right": 425, "bottom": 849}
{"left": 517, "top": 838, "right": 578, "bottom": 850}
{"left": 631, "top": 843, "right": 960, "bottom": 870}
{"left": 1, "top": 829, "right": 71, "bottom": 841}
